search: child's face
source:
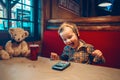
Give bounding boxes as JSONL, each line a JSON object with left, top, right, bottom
{"left": 59, "top": 27, "right": 79, "bottom": 49}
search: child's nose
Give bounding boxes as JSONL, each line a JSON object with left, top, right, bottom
{"left": 66, "top": 39, "right": 71, "bottom": 44}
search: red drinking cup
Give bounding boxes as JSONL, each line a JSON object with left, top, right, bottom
{"left": 29, "top": 44, "right": 39, "bottom": 61}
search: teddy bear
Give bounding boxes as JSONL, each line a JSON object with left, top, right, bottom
{"left": 5, "top": 28, "right": 30, "bottom": 57}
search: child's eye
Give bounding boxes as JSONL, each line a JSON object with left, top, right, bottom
{"left": 68, "top": 36, "right": 72, "bottom": 39}
{"left": 63, "top": 39, "right": 66, "bottom": 41}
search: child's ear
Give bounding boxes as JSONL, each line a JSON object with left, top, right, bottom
{"left": 76, "top": 28, "right": 80, "bottom": 37}
{"left": 74, "top": 26, "right": 80, "bottom": 37}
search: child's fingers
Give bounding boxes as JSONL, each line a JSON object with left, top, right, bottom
{"left": 50, "top": 52, "right": 58, "bottom": 60}
{"left": 92, "top": 50, "right": 102, "bottom": 57}
{"left": 53, "top": 54, "right": 57, "bottom": 59}
{"left": 54, "top": 54, "right": 59, "bottom": 60}
{"left": 50, "top": 53, "right": 55, "bottom": 60}
{"left": 97, "top": 53, "right": 102, "bottom": 57}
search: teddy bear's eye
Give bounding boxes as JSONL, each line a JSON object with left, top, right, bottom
{"left": 14, "top": 34, "right": 16, "bottom": 36}
{"left": 22, "top": 35, "right": 24, "bottom": 38}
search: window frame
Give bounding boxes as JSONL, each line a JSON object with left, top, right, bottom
{"left": 0, "top": 0, "right": 41, "bottom": 46}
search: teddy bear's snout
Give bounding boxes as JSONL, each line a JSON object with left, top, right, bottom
{"left": 16, "top": 38, "right": 21, "bottom": 42}
{"left": 18, "top": 38, "right": 20, "bottom": 41}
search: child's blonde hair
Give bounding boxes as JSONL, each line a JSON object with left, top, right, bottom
{"left": 58, "top": 22, "right": 80, "bottom": 37}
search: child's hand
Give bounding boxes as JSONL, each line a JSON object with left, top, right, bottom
{"left": 50, "top": 52, "right": 59, "bottom": 60}
{"left": 92, "top": 49, "right": 103, "bottom": 58}
{"left": 92, "top": 50, "right": 105, "bottom": 63}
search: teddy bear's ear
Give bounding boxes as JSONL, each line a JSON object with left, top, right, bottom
{"left": 9, "top": 28, "right": 14, "bottom": 35}
{"left": 24, "top": 31, "right": 29, "bottom": 37}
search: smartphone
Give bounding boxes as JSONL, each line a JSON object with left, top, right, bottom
{"left": 52, "top": 61, "right": 70, "bottom": 71}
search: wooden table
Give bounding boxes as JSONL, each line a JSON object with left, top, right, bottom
{"left": 0, "top": 57, "right": 120, "bottom": 80}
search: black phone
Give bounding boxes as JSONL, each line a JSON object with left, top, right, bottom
{"left": 52, "top": 61, "right": 70, "bottom": 71}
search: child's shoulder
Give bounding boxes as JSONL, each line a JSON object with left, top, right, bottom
{"left": 80, "top": 39, "right": 94, "bottom": 48}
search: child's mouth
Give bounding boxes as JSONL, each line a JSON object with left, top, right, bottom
{"left": 69, "top": 42, "right": 74, "bottom": 47}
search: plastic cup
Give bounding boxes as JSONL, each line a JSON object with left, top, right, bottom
{"left": 29, "top": 44, "right": 39, "bottom": 61}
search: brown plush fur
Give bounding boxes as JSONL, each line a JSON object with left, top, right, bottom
{"left": 5, "top": 28, "right": 30, "bottom": 57}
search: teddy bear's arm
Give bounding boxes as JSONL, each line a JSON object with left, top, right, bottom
{"left": 20, "top": 41, "right": 30, "bottom": 56}
{"left": 5, "top": 41, "right": 14, "bottom": 56}
{"left": 0, "top": 50, "right": 10, "bottom": 60}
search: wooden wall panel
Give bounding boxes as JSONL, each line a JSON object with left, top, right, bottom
{"left": 52, "top": 0, "right": 79, "bottom": 19}
{"left": 44, "top": 0, "right": 81, "bottom": 19}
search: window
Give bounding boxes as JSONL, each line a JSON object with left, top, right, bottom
{"left": 0, "top": 0, "right": 42, "bottom": 45}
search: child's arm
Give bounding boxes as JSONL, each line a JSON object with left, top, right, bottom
{"left": 50, "top": 52, "right": 69, "bottom": 61}
{"left": 86, "top": 44, "right": 105, "bottom": 64}
{"left": 50, "top": 46, "right": 70, "bottom": 61}
{"left": 92, "top": 50, "right": 105, "bottom": 64}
